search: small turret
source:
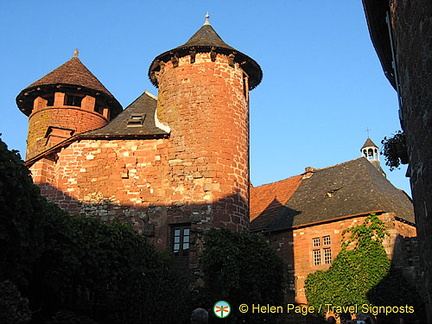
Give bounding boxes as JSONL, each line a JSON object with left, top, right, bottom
{"left": 361, "top": 137, "right": 380, "bottom": 162}
{"left": 16, "top": 51, "right": 122, "bottom": 160}
{"left": 361, "top": 137, "right": 385, "bottom": 176}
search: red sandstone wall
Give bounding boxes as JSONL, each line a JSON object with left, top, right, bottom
{"left": 268, "top": 213, "right": 416, "bottom": 304}
{"left": 30, "top": 137, "right": 240, "bottom": 255}
{"left": 155, "top": 53, "right": 250, "bottom": 231}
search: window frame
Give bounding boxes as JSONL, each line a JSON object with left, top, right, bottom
{"left": 171, "top": 225, "right": 191, "bottom": 258}
{"left": 313, "top": 249, "right": 322, "bottom": 266}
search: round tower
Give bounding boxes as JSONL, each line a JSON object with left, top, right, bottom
{"left": 16, "top": 50, "right": 122, "bottom": 160}
{"left": 148, "top": 15, "right": 262, "bottom": 231}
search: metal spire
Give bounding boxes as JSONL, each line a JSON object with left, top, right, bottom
{"left": 204, "top": 12, "right": 211, "bottom": 25}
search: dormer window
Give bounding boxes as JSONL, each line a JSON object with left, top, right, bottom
{"left": 127, "top": 114, "right": 145, "bottom": 127}
{"left": 64, "top": 94, "right": 83, "bottom": 107}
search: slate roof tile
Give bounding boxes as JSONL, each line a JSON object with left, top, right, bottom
{"left": 250, "top": 158, "right": 414, "bottom": 232}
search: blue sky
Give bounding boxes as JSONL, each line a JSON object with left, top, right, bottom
{"left": 0, "top": 1, "right": 410, "bottom": 194}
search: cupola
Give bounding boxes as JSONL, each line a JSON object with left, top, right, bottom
{"left": 361, "top": 137, "right": 380, "bottom": 162}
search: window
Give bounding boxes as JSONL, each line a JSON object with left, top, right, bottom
{"left": 42, "top": 94, "right": 54, "bottom": 106}
{"left": 172, "top": 226, "right": 190, "bottom": 257}
{"left": 312, "top": 235, "right": 332, "bottom": 266}
{"left": 313, "top": 250, "right": 321, "bottom": 266}
{"left": 64, "top": 94, "right": 83, "bottom": 107}
{"left": 127, "top": 114, "right": 145, "bottom": 127}
{"left": 324, "top": 248, "right": 332, "bottom": 264}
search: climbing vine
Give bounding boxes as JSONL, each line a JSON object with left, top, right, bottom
{"left": 305, "top": 214, "right": 391, "bottom": 312}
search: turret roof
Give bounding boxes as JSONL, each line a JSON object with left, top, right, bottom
{"left": 16, "top": 54, "right": 122, "bottom": 116}
{"left": 361, "top": 137, "right": 379, "bottom": 150}
{"left": 149, "top": 16, "right": 262, "bottom": 90}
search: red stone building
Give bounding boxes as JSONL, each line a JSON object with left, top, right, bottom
{"left": 16, "top": 14, "right": 418, "bottom": 306}
{"left": 17, "top": 16, "right": 262, "bottom": 269}
{"left": 250, "top": 139, "right": 417, "bottom": 304}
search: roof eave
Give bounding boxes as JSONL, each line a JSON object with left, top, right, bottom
{"left": 362, "top": 0, "right": 397, "bottom": 89}
{"left": 24, "top": 132, "right": 169, "bottom": 167}
{"left": 16, "top": 83, "right": 123, "bottom": 117}
{"left": 148, "top": 47, "right": 262, "bottom": 90}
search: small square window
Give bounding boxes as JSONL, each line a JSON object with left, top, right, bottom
{"left": 324, "top": 248, "right": 332, "bottom": 264}
{"left": 323, "top": 235, "right": 331, "bottom": 246}
{"left": 313, "top": 249, "right": 321, "bottom": 266}
{"left": 312, "top": 237, "right": 320, "bottom": 247}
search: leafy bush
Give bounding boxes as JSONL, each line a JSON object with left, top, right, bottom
{"left": 0, "top": 139, "right": 46, "bottom": 288}
{"left": 0, "top": 280, "right": 31, "bottom": 324}
{"left": 0, "top": 137, "right": 192, "bottom": 323}
{"left": 381, "top": 131, "right": 408, "bottom": 171}
{"left": 200, "top": 228, "right": 285, "bottom": 322}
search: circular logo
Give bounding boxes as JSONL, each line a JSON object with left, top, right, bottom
{"left": 213, "top": 300, "right": 231, "bottom": 318}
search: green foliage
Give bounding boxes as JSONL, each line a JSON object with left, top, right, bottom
{"left": 381, "top": 130, "right": 408, "bottom": 171}
{"left": 200, "top": 228, "right": 285, "bottom": 322}
{"left": 0, "top": 137, "right": 192, "bottom": 323}
{"left": 0, "top": 280, "right": 31, "bottom": 324}
{"left": 305, "top": 214, "right": 391, "bottom": 313}
{"left": 0, "top": 139, "right": 46, "bottom": 287}
{"left": 47, "top": 310, "right": 99, "bottom": 324}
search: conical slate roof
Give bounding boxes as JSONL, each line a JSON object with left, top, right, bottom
{"left": 17, "top": 54, "right": 122, "bottom": 117}
{"left": 149, "top": 17, "right": 262, "bottom": 90}
{"left": 177, "top": 23, "right": 236, "bottom": 50}
{"left": 361, "top": 137, "right": 379, "bottom": 150}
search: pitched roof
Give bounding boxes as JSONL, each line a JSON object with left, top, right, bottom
{"left": 250, "top": 175, "right": 303, "bottom": 232}
{"left": 250, "top": 158, "right": 414, "bottom": 232}
{"left": 80, "top": 91, "right": 169, "bottom": 138}
{"left": 148, "top": 19, "right": 262, "bottom": 90}
{"left": 16, "top": 56, "right": 122, "bottom": 116}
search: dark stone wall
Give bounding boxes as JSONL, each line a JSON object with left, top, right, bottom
{"left": 390, "top": 0, "right": 432, "bottom": 320}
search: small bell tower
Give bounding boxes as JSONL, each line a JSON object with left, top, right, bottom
{"left": 361, "top": 137, "right": 385, "bottom": 176}
{"left": 361, "top": 137, "right": 380, "bottom": 162}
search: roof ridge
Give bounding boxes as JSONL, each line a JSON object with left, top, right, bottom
{"left": 252, "top": 174, "right": 303, "bottom": 189}
{"left": 304, "top": 157, "right": 365, "bottom": 174}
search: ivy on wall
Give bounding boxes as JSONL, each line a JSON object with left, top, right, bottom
{"left": 304, "top": 214, "right": 422, "bottom": 321}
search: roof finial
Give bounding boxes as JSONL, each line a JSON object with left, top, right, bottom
{"left": 73, "top": 48, "right": 79, "bottom": 58}
{"left": 366, "top": 127, "right": 371, "bottom": 138}
{"left": 204, "top": 12, "right": 211, "bottom": 26}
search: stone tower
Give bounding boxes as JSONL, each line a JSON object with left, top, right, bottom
{"left": 148, "top": 15, "right": 262, "bottom": 231}
{"left": 16, "top": 50, "right": 122, "bottom": 160}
